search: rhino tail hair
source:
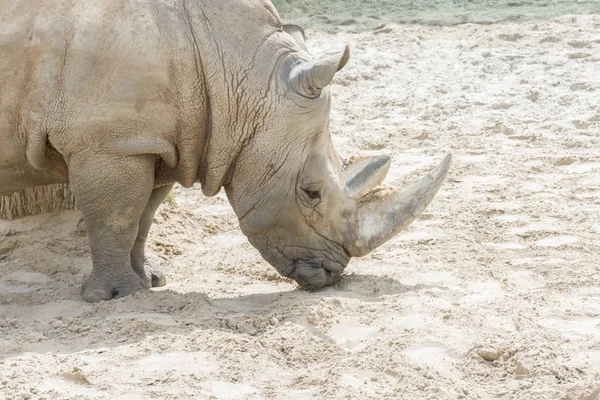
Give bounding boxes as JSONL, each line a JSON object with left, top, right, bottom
{"left": 0, "top": 183, "right": 76, "bottom": 220}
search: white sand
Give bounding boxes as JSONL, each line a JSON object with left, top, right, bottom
{"left": 1, "top": 13, "right": 600, "bottom": 400}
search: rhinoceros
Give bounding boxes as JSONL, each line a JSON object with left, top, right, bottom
{"left": 0, "top": 0, "right": 451, "bottom": 302}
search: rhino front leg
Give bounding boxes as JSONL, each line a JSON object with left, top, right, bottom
{"left": 69, "top": 153, "right": 156, "bottom": 302}
{"left": 131, "top": 184, "right": 174, "bottom": 288}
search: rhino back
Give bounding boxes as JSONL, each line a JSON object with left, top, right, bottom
{"left": 0, "top": 0, "right": 208, "bottom": 186}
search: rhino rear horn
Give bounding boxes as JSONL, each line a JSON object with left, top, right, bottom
{"left": 344, "top": 155, "right": 391, "bottom": 199}
{"left": 289, "top": 45, "right": 350, "bottom": 98}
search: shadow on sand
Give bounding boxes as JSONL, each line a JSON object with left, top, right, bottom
{"left": 0, "top": 273, "right": 448, "bottom": 360}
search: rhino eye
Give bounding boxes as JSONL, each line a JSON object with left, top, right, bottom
{"left": 303, "top": 188, "right": 321, "bottom": 200}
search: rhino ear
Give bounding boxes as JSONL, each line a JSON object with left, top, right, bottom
{"left": 282, "top": 24, "right": 309, "bottom": 53}
{"left": 289, "top": 44, "right": 350, "bottom": 98}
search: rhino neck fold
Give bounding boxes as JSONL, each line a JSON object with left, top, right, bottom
{"left": 178, "top": 0, "right": 284, "bottom": 196}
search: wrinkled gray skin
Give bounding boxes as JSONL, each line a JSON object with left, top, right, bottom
{"left": 0, "top": 0, "right": 451, "bottom": 302}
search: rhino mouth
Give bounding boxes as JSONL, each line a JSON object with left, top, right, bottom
{"left": 290, "top": 258, "right": 343, "bottom": 288}
{"left": 249, "top": 234, "right": 349, "bottom": 288}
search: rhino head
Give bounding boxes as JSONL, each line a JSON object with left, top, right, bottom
{"left": 223, "top": 25, "right": 451, "bottom": 288}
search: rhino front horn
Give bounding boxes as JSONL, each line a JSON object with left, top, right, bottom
{"left": 348, "top": 153, "right": 452, "bottom": 257}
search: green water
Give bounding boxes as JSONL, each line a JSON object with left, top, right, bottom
{"left": 272, "top": 0, "right": 600, "bottom": 29}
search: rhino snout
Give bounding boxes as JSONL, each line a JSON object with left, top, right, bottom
{"left": 248, "top": 234, "right": 349, "bottom": 288}
{"left": 291, "top": 258, "right": 343, "bottom": 288}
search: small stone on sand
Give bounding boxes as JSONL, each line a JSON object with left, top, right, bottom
{"left": 478, "top": 348, "right": 500, "bottom": 361}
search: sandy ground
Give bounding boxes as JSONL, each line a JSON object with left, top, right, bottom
{"left": 1, "top": 10, "right": 600, "bottom": 400}
{"left": 273, "top": 0, "right": 600, "bottom": 31}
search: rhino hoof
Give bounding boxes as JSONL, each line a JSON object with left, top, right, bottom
{"left": 82, "top": 272, "right": 146, "bottom": 303}
{"left": 141, "top": 268, "right": 167, "bottom": 288}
